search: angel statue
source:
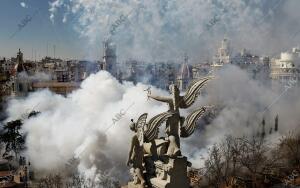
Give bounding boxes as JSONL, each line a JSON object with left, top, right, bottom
{"left": 126, "top": 107, "right": 209, "bottom": 187}
{"left": 127, "top": 112, "right": 174, "bottom": 185}
{"left": 127, "top": 115, "right": 147, "bottom": 187}
{"left": 147, "top": 77, "right": 212, "bottom": 157}
{"left": 125, "top": 77, "right": 212, "bottom": 188}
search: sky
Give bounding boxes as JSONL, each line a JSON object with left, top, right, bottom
{"left": 0, "top": 0, "right": 300, "bottom": 62}
{"left": 0, "top": 0, "right": 84, "bottom": 60}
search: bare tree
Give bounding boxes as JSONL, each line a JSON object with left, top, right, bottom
{"left": 37, "top": 174, "right": 63, "bottom": 188}
{"left": 220, "top": 136, "right": 243, "bottom": 186}
{"left": 204, "top": 144, "right": 223, "bottom": 188}
{"left": 203, "top": 135, "right": 284, "bottom": 188}
{"left": 35, "top": 173, "right": 120, "bottom": 188}
{"left": 237, "top": 137, "right": 269, "bottom": 187}
{"left": 278, "top": 132, "right": 300, "bottom": 168}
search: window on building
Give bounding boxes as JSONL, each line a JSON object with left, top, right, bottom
{"left": 19, "top": 84, "right": 23, "bottom": 92}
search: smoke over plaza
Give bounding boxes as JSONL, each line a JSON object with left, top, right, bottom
{"left": 0, "top": 0, "right": 300, "bottom": 187}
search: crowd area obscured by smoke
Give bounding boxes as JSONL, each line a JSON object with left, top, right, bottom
{"left": 2, "top": 0, "right": 300, "bottom": 183}
{"left": 4, "top": 65, "right": 300, "bottom": 182}
{"left": 5, "top": 71, "right": 168, "bottom": 182}
{"left": 48, "top": 0, "right": 300, "bottom": 61}
{"left": 182, "top": 65, "right": 300, "bottom": 168}
{"left": 18, "top": 72, "right": 52, "bottom": 82}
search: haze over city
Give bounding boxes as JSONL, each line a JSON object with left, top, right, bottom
{"left": 0, "top": 0, "right": 300, "bottom": 188}
{"left": 1, "top": 0, "right": 300, "bottom": 61}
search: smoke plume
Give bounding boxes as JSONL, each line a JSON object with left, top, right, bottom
{"left": 182, "top": 65, "right": 300, "bottom": 167}
{"left": 48, "top": 0, "right": 300, "bottom": 61}
{"left": 6, "top": 71, "right": 168, "bottom": 182}
{"left": 5, "top": 65, "right": 300, "bottom": 180}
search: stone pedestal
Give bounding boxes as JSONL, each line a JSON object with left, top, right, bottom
{"left": 125, "top": 181, "right": 145, "bottom": 188}
{"left": 149, "top": 156, "right": 189, "bottom": 188}
{"left": 124, "top": 156, "right": 190, "bottom": 188}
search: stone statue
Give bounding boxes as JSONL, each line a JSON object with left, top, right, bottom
{"left": 127, "top": 115, "right": 147, "bottom": 187}
{"left": 124, "top": 77, "right": 213, "bottom": 188}
{"left": 147, "top": 77, "right": 212, "bottom": 157}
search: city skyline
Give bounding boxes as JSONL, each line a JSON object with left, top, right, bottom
{"left": 0, "top": 1, "right": 300, "bottom": 187}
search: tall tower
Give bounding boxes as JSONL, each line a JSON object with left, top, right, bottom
{"left": 102, "top": 40, "right": 117, "bottom": 77}
{"left": 16, "top": 49, "right": 26, "bottom": 72}
{"left": 218, "top": 38, "right": 231, "bottom": 64}
{"left": 177, "top": 53, "right": 192, "bottom": 91}
{"left": 12, "top": 49, "right": 29, "bottom": 97}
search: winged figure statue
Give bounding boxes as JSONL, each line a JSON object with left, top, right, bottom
{"left": 146, "top": 76, "right": 212, "bottom": 156}
{"left": 126, "top": 76, "right": 213, "bottom": 188}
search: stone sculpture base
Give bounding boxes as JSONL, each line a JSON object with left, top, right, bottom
{"left": 125, "top": 181, "right": 145, "bottom": 188}
{"left": 149, "top": 156, "right": 189, "bottom": 188}
{"left": 123, "top": 156, "right": 189, "bottom": 188}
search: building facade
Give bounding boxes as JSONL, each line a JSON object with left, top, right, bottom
{"left": 270, "top": 48, "right": 300, "bottom": 89}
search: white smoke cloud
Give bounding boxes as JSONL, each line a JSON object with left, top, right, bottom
{"left": 47, "top": 0, "right": 300, "bottom": 61}
{"left": 5, "top": 65, "right": 300, "bottom": 181}
{"left": 182, "top": 65, "right": 300, "bottom": 168}
{"left": 49, "top": 0, "right": 65, "bottom": 23}
{"left": 18, "top": 72, "right": 52, "bottom": 82}
{"left": 20, "top": 2, "right": 27, "bottom": 8}
{"left": 6, "top": 71, "right": 168, "bottom": 182}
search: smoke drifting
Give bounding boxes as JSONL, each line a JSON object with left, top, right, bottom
{"left": 4, "top": 65, "right": 300, "bottom": 180}
{"left": 182, "top": 65, "right": 300, "bottom": 167}
{"left": 6, "top": 71, "right": 168, "bottom": 182}
{"left": 48, "top": 0, "right": 300, "bottom": 61}
{"left": 18, "top": 72, "right": 52, "bottom": 82}
{"left": 4, "top": 0, "right": 300, "bottom": 181}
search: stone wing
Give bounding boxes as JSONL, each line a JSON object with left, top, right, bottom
{"left": 136, "top": 113, "right": 148, "bottom": 146}
{"left": 144, "top": 111, "right": 174, "bottom": 142}
{"left": 180, "top": 107, "right": 206, "bottom": 138}
{"left": 179, "top": 77, "right": 213, "bottom": 109}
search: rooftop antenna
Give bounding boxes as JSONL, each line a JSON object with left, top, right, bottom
{"left": 275, "top": 114, "right": 279, "bottom": 132}
{"left": 261, "top": 118, "right": 266, "bottom": 139}
{"left": 53, "top": 45, "right": 56, "bottom": 59}
{"left": 46, "top": 42, "right": 49, "bottom": 57}
{"left": 184, "top": 52, "right": 188, "bottom": 64}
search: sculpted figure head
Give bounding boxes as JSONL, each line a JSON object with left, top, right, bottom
{"left": 130, "top": 119, "right": 137, "bottom": 132}
{"left": 169, "top": 84, "right": 180, "bottom": 96}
